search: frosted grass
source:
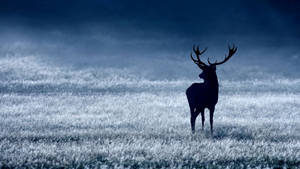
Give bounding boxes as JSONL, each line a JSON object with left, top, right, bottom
{"left": 0, "top": 56, "right": 299, "bottom": 168}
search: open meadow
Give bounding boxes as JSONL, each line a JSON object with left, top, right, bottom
{"left": 0, "top": 56, "right": 300, "bottom": 168}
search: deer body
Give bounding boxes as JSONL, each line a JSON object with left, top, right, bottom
{"left": 186, "top": 45, "right": 237, "bottom": 134}
{"left": 186, "top": 81, "right": 219, "bottom": 112}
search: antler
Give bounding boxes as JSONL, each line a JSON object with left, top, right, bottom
{"left": 190, "top": 45, "right": 208, "bottom": 69}
{"left": 208, "top": 44, "right": 237, "bottom": 66}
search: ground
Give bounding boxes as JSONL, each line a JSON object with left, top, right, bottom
{"left": 0, "top": 56, "right": 299, "bottom": 168}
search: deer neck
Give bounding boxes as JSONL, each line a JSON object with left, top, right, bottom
{"left": 204, "top": 77, "right": 219, "bottom": 89}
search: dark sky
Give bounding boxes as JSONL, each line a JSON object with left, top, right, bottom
{"left": 1, "top": 0, "right": 299, "bottom": 39}
{"left": 0, "top": 0, "right": 299, "bottom": 79}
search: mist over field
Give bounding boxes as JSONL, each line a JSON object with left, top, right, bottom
{"left": 0, "top": 0, "right": 300, "bottom": 168}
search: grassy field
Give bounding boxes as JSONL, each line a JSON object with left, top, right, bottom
{"left": 0, "top": 56, "right": 299, "bottom": 168}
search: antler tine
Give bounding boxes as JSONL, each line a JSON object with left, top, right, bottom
{"left": 193, "top": 45, "right": 207, "bottom": 56}
{"left": 190, "top": 53, "right": 204, "bottom": 69}
{"left": 207, "top": 57, "right": 216, "bottom": 65}
{"left": 208, "top": 44, "right": 237, "bottom": 66}
{"left": 199, "top": 47, "right": 207, "bottom": 55}
{"left": 191, "top": 45, "right": 208, "bottom": 68}
{"left": 190, "top": 52, "right": 198, "bottom": 63}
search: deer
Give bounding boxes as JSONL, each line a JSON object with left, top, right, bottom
{"left": 186, "top": 44, "right": 237, "bottom": 135}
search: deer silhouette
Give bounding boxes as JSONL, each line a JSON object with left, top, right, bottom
{"left": 186, "top": 45, "right": 237, "bottom": 134}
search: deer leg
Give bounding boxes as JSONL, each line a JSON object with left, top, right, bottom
{"left": 189, "top": 107, "right": 195, "bottom": 133}
{"left": 209, "top": 107, "right": 215, "bottom": 135}
{"left": 201, "top": 111, "right": 205, "bottom": 131}
{"left": 190, "top": 115, "right": 196, "bottom": 133}
{"left": 190, "top": 107, "right": 200, "bottom": 134}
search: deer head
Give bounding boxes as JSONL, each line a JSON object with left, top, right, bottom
{"left": 190, "top": 44, "right": 237, "bottom": 81}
